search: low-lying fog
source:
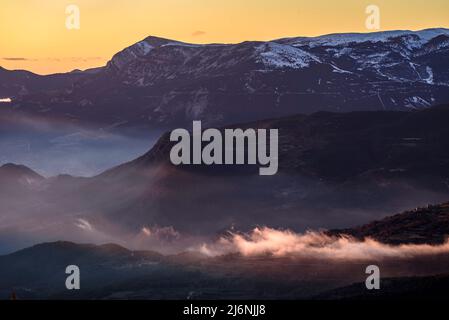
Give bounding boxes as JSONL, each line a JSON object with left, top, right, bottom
{"left": 0, "top": 122, "right": 160, "bottom": 177}
{"left": 0, "top": 115, "right": 448, "bottom": 261}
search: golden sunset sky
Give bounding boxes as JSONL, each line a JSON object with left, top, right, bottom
{"left": 1, "top": 0, "right": 448, "bottom": 74}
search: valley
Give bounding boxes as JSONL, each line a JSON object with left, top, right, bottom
{"left": 1, "top": 28, "right": 449, "bottom": 301}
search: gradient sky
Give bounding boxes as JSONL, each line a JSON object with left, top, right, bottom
{"left": 1, "top": 0, "right": 448, "bottom": 74}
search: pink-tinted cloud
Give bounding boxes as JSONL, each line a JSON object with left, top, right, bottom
{"left": 192, "top": 30, "right": 206, "bottom": 37}
{"left": 2, "top": 57, "right": 28, "bottom": 61}
{"left": 199, "top": 227, "right": 449, "bottom": 260}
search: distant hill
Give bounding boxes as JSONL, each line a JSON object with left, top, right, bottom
{"left": 0, "top": 66, "right": 90, "bottom": 97}
{"left": 0, "top": 163, "right": 43, "bottom": 182}
{"left": 0, "top": 241, "right": 167, "bottom": 299}
{"left": 0, "top": 163, "right": 44, "bottom": 195}
{"left": 0, "top": 241, "right": 327, "bottom": 299}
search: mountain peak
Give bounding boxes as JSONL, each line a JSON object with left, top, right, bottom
{"left": 107, "top": 35, "right": 201, "bottom": 71}
{"left": 142, "top": 35, "right": 185, "bottom": 47}
{"left": 0, "top": 163, "right": 44, "bottom": 186}
{"left": 0, "top": 163, "right": 42, "bottom": 176}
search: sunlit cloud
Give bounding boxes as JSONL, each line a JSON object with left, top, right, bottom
{"left": 2, "top": 57, "right": 28, "bottom": 61}
{"left": 140, "top": 225, "right": 181, "bottom": 242}
{"left": 192, "top": 30, "right": 206, "bottom": 37}
{"left": 75, "top": 218, "right": 94, "bottom": 232}
{"left": 199, "top": 227, "right": 449, "bottom": 260}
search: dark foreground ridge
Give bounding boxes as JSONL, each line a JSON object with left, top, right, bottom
{"left": 329, "top": 202, "right": 449, "bottom": 245}
{"left": 1, "top": 201, "right": 448, "bottom": 299}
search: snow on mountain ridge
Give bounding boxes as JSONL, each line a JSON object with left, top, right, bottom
{"left": 108, "top": 28, "right": 449, "bottom": 72}
{"left": 102, "top": 28, "right": 449, "bottom": 91}
{"left": 109, "top": 40, "right": 154, "bottom": 70}
{"left": 279, "top": 28, "right": 449, "bottom": 48}
{"left": 256, "top": 42, "right": 320, "bottom": 69}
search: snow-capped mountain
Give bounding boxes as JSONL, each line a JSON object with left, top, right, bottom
{"left": 280, "top": 28, "right": 449, "bottom": 47}
{"left": 3, "top": 28, "right": 449, "bottom": 130}
{"left": 277, "top": 28, "right": 449, "bottom": 85}
{"left": 105, "top": 28, "right": 449, "bottom": 88}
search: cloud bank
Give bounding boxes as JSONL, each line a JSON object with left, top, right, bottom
{"left": 199, "top": 227, "right": 449, "bottom": 260}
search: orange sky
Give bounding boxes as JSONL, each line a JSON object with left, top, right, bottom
{"left": 1, "top": 0, "right": 448, "bottom": 75}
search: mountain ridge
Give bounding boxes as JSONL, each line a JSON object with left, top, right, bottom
{"left": 2, "top": 28, "right": 449, "bottom": 132}
{"left": 328, "top": 202, "right": 449, "bottom": 245}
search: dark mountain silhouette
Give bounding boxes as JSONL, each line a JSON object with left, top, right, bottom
{"left": 0, "top": 241, "right": 174, "bottom": 299}
{"left": 0, "top": 241, "right": 330, "bottom": 299}
{"left": 0, "top": 66, "right": 92, "bottom": 97}
{"left": 84, "top": 105, "right": 449, "bottom": 234}
{"left": 1, "top": 106, "right": 448, "bottom": 250}
{"left": 0, "top": 163, "right": 43, "bottom": 181}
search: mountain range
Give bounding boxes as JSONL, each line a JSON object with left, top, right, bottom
{"left": 1, "top": 28, "right": 449, "bottom": 133}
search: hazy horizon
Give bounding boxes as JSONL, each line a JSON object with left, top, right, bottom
{"left": 1, "top": 26, "right": 449, "bottom": 76}
{"left": 1, "top": 0, "right": 449, "bottom": 74}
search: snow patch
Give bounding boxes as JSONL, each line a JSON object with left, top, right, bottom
{"left": 136, "top": 40, "right": 154, "bottom": 55}
{"left": 110, "top": 40, "right": 154, "bottom": 70}
{"left": 424, "top": 66, "right": 434, "bottom": 84}
{"left": 75, "top": 218, "right": 93, "bottom": 232}
{"left": 162, "top": 42, "right": 205, "bottom": 48}
{"left": 331, "top": 64, "right": 353, "bottom": 74}
{"left": 282, "top": 28, "right": 449, "bottom": 48}
{"left": 404, "top": 96, "right": 431, "bottom": 109}
{"left": 257, "top": 42, "right": 320, "bottom": 69}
